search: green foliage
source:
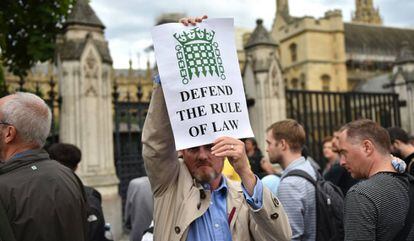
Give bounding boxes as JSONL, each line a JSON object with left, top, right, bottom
{"left": 0, "top": 65, "right": 7, "bottom": 96}
{"left": 0, "top": 0, "right": 75, "bottom": 79}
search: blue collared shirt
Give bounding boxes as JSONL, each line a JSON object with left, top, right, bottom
{"left": 278, "top": 157, "right": 317, "bottom": 241}
{"left": 187, "top": 175, "right": 263, "bottom": 241}
{"left": 12, "top": 150, "right": 36, "bottom": 158}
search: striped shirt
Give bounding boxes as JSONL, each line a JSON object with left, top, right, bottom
{"left": 344, "top": 172, "right": 414, "bottom": 241}
{"left": 277, "top": 157, "right": 317, "bottom": 241}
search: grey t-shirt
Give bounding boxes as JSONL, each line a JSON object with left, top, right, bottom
{"left": 344, "top": 172, "right": 414, "bottom": 241}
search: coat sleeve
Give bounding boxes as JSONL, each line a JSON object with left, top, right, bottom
{"left": 248, "top": 187, "right": 292, "bottom": 241}
{"left": 142, "top": 84, "right": 180, "bottom": 197}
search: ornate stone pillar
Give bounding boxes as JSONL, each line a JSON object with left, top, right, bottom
{"left": 57, "top": 0, "right": 122, "bottom": 238}
{"left": 405, "top": 81, "right": 414, "bottom": 134}
{"left": 391, "top": 42, "right": 414, "bottom": 134}
{"left": 244, "top": 19, "right": 286, "bottom": 151}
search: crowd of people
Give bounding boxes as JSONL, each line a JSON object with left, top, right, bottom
{"left": 131, "top": 86, "right": 414, "bottom": 240}
{"left": 125, "top": 16, "right": 414, "bottom": 241}
{"left": 0, "top": 15, "right": 414, "bottom": 241}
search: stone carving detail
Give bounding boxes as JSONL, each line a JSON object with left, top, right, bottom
{"left": 101, "top": 70, "right": 109, "bottom": 98}
{"left": 271, "top": 66, "right": 279, "bottom": 97}
{"left": 102, "top": 70, "right": 108, "bottom": 80}
{"left": 83, "top": 50, "right": 99, "bottom": 97}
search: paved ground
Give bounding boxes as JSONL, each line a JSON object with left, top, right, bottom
{"left": 118, "top": 234, "right": 129, "bottom": 241}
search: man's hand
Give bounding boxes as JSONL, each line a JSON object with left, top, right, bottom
{"left": 211, "top": 136, "right": 256, "bottom": 195}
{"left": 179, "top": 15, "right": 208, "bottom": 26}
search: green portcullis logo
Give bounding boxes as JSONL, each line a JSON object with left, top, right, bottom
{"left": 174, "top": 28, "right": 226, "bottom": 84}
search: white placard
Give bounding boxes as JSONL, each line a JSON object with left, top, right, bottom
{"left": 152, "top": 18, "right": 254, "bottom": 150}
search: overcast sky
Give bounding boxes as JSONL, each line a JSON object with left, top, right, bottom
{"left": 89, "top": 0, "right": 414, "bottom": 69}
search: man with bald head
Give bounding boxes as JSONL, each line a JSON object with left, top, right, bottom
{"left": 336, "top": 119, "right": 414, "bottom": 241}
{"left": 0, "top": 92, "right": 88, "bottom": 241}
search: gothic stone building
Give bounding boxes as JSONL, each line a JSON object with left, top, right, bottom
{"left": 265, "top": 0, "right": 414, "bottom": 91}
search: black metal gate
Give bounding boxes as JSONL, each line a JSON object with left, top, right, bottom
{"left": 0, "top": 77, "right": 61, "bottom": 147}
{"left": 113, "top": 86, "right": 149, "bottom": 212}
{"left": 286, "top": 89, "right": 401, "bottom": 164}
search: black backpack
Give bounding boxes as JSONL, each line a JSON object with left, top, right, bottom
{"left": 84, "top": 186, "right": 112, "bottom": 241}
{"left": 284, "top": 170, "right": 344, "bottom": 241}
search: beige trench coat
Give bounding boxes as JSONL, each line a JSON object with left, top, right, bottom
{"left": 142, "top": 85, "right": 292, "bottom": 241}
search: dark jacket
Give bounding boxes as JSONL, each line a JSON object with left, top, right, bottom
{"left": 0, "top": 149, "right": 88, "bottom": 241}
{"left": 324, "top": 162, "right": 359, "bottom": 195}
{"left": 85, "top": 186, "right": 109, "bottom": 241}
{"left": 248, "top": 149, "right": 266, "bottom": 179}
{"left": 404, "top": 152, "right": 414, "bottom": 175}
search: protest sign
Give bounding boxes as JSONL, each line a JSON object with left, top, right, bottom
{"left": 152, "top": 18, "right": 254, "bottom": 150}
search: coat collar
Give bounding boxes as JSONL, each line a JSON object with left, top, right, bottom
{"left": 0, "top": 149, "right": 50, "bottom": 174}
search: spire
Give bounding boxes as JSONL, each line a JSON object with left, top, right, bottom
{"left": 395, "top": 41, "right": 414, "bottom": 65}
{"left": 276, "top": 0, "right": 290, "bottom": 21}
{"left": 352, "top": 0, "right": 382, "bottom": 25}
{"left": 145, "top": 56, "right": 152, "bottom": 81}
{"left": 128, "top": 58, "right": 133, "bottom": 77}
{"left": 245, "top": 19, "right": 277, "bottom": 49}
{"left": 64, "top": 0, "right": 105, "bottom": 29}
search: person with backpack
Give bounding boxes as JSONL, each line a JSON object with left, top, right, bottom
{"left": 336, "top": 119, "right": 414, "bottom": 241}
{"left": 47, "top": 143, "right": 112, "bottom": 241}
{"left": 387, "top": 127, "right": 414, "bottom": 175}
{"left": 266, "top": 119, "right": 316, "bottom": 241}
{"left": 266, "top": 119, "right": 345, "bottom": 241}
{"left": 323, "top": 135, "right": 359, "bottom": 195}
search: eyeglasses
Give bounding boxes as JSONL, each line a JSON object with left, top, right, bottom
{"left": 0, "top": 121, "right": 12, "bottom": 126}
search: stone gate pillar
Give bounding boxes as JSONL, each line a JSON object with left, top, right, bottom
{"left": 243, "top": 19, "right": 286, "bottom": 151}
{"left": 57, "top": 0, "right": 122, "bottom": 239}
{"left": 391, "top": 42, "right": 414, "bottom": 134}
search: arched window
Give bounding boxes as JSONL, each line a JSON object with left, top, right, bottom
{"left": 291, "top": 78, "right": 299, "bottom": 89}
{"left": 300, "top": 73, "right": 306, "bottom": 90}
{"left": 284, "top": 78, "right": 289, "bottom": 88}
{"left": 321, "top": 74, "right": 331, "bottom": 91}
{"left": 289, "top": 43, "right": 297, "bottom": 62}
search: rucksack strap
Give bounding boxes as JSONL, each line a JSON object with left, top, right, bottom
{"left": 408, "top": 159, "right": 414, "bottom": 175}
{"left": 143, "top": 226, "right": 154, "bottom": 235}
{"left": 392, "top": 174, "right": 414, "bottom": 241}
{"left": 273, "top": 173, "right": 282, "bottom": 178}
{"left": 282, "top": 169, "right": 317, "bottom": 186}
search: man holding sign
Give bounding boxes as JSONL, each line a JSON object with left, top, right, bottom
{"left": 143, "top": 16, "right": 291, "bottom": 241}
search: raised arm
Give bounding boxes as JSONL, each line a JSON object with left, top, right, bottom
{"left": 142, "top": 84, "right": 180, "bottom": 196}
{"left": 211, "top": 136, "right": 291, "bottom": 241}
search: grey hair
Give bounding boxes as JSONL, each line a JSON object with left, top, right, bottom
{"left": 1, "top": 92, "right": 52, "bottom": 147}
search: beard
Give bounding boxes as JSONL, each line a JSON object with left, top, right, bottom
{"left": 269, "top": 153, "right": 283, "bottom": 164}
{"left": 193, "top": 165, "right": 219, "bottom": 184}
{"left": 350, "top": 171, "right": 364, "bottom": 180}
{"left": 194, "top": 170, "right": 218, "bottom": 184}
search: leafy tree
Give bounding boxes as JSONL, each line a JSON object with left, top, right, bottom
{"left": 0, "top": 64, "right": 7, "bottom": 97}
{"left": 0, "top": 0, "right": 75, "bottom": 82}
